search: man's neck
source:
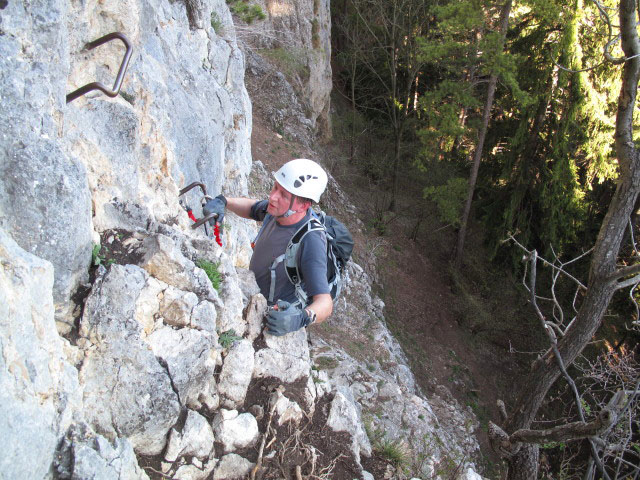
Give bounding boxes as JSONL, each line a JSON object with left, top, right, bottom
{"left": 275, "top": 208, "right": 308, "bottom": 226}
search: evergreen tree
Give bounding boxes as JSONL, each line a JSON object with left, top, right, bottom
{"left": 482, "top": 0, "right": 622, "bottom": 262}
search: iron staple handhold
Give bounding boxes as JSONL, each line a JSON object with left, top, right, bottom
{"left": 66, "top": 32, "right": 133, "bottom": 104}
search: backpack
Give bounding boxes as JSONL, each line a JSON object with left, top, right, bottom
{"left": 254, "top": 210, "right": 354, "bottom": 306}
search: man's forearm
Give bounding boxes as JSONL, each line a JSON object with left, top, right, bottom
{"left": 307, "top": 293, "right": 333, "bottom": 324}
{"left": 225, "top": 197, "right": 257, "bottom": 219}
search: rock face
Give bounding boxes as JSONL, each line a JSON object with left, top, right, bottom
{"left": 0, "top": 228, "right": 81, "bottom": 478}
{"left": 0, "top": 0, "right": 92, "bottom": 330}
{"left": 79, "top": 265, "right": 182, "bottom": 455}
{"left": 0, "top": 0, "right": 486, "bottom": 478}
{"left": 241, "top": 0, "right": 332, "bottom": 140}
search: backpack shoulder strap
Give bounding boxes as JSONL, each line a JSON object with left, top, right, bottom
{"left": 258, "top": 214, "right": 324, "bottom": 305}
{"left": 284, "top": 216, "right": 325, "bottom": 305}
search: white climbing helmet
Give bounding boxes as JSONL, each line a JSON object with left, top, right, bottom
{"left": 273, "top": 158, "right": 328, "bottom": 203}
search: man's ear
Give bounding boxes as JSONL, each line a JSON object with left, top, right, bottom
{"left": 294, "top": 196, "right": 311, "bottom": 212}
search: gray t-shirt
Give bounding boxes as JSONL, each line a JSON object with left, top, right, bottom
{"left": 249, "top": 200, "right": 329, "bottom": 305}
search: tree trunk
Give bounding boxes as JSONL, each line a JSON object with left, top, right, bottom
{"left": 389, "top": 126, "right": 401, "bottom": 211}
{"left": 350, "top": 58, "right": 357, "bottom": 163}
{"left": 387, "top": 1, "right": 401, "bottom": 212}
{"left": 502, "top": 1, "right": 640, "bottom": 477}
{"left": 454, "top": 0, "right": 512, "bottom": 268}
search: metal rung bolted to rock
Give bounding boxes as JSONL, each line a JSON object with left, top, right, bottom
{"left": 179, "top": 182, "right": 222, "bottom": 246}
{"left": 66, "top": 32, "right": 133, "bottom": 104}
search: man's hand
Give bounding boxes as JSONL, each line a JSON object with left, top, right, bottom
{"left": 202, "top": 194, "right": 227, "bottom": 226}
{"left": 266, "top": 300, "right": 312, "bottom": 336}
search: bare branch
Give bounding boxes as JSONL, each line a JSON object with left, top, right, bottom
{"left": 606, "top": 262, "right": 640, "bottom": 286}
{"left": 505, "top": 234, "right": 589, "bottom": 290}
{"left": 511, "top": 408, "right": 616, "bottom": 444}
{"left": 630, "top": 282, "right": 640, "bottom": 326}
{"left": 615, "top": 274, "right": 640, "bottom": 290}
{"left": 489, "top": 408, "right": 615, "bottom": 452}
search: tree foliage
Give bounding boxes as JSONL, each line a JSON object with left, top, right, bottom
{"left": 482, "top": 0, "right": 624, "bottom": 263}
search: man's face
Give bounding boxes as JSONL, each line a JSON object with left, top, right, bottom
{"left": 268, "top": 181, "right": 304, "bottom": 216}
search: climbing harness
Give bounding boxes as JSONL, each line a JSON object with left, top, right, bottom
{"left": 179, "top": 182, "right": 223, "bottom": 246}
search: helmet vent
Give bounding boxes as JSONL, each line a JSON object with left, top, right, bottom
{"left": 293, "top": 174, "right": 319, "bottom": 188}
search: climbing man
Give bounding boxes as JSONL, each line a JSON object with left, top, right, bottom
{"left": 203, "top": 158, "right": 332, "bottom": 336}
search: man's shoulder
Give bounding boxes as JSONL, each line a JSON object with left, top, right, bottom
{"left": 250, "top": 199, "right": 269, "bottom": 221}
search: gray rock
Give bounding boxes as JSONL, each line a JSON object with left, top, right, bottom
{"left": 198, "top": 376, "right": 221, "bottom": 412}
{"left": 191, "top": 300, "right": 218, "bottom": 334}
{"left": 213, "top": 454, "right": 254, "bottom": 480}
{"left": 212, "top": 410, "right": 259, "bottom": 453}
{"left": 141, "top": 234, "right": 219, "bottom": 303}
{"left": 0, "top": 0, "right": 93, "bottom": 334}
{"left": 254, "top": 328, "right": 311, "bottom": 383}
{"left": 160, "top": 286, "right": 199, "bottom": 327}
{"left": 0, "top": 143, "right": 92, "bottom": 333}
{"left": 244, "top": 293, "right": 267, "bottom": 342}
{"left": 165, "top": 410, "right": 215, "bottom": 462}
{"left": 243, "top": 0, "right": 332, "bottom": 137}
{"left": 147, "top": 326, "right": 218, "bottom": 409}
{"left": 309, "top": 368, "right": 332, "bottom": 400}
{"left": 0, "top": 228, "right": 81, "bottom": 478}
{"left": 235, "top": 267, "right": 260, "bottom": 301}
{"left": 218, "top": 339, "right": 255, "bottom": 408}
{"left": 270, "top": 390, "right": 304, "bottom": 426}
{"left": 71, "top": 432, "right": 150, "bottom": 480}
{"left": 216, "top": 256, "right": 248, "bottom": 336}
{"left": 135, "top": 276, "right": 166, "bottom": 336}
{"left": 460, "top": 467, "right": 487, "bottom": 480}
{"left": 378, "top": 382, "right": 402, "bottom": 401}
{"left": 173, "top": 453, "right": 218, "bottom": 480}
{"left": 79, "top": 265, "right": 180, "bottom": 455}
{"left": 327, "top": 386, "right": 372, "bottom": 458}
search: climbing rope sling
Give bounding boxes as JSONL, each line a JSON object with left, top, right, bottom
{"left": 178, "top": 182, "right": 223, "bottom": 246}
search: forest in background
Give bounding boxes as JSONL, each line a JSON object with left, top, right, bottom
{"left": 329, "top": 0, "right": 640, "bottom": 478}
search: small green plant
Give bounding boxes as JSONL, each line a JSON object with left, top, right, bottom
{"left": 226, "top": 0, "right": 266, "bottom": 24}
{"left": 314, "top": 356, "right": 339, "bottom": 370}
{"left": 119, "top": 90, "right": 135, "bottom": 105}
{"left": 218, "top": 329, "right": 242, "bottom": 348}
{"left": 369, "top": 212, "right": 392, "bottom": 236}
{"left": 259, "top": 47, "right": 310, "bottom": 80}
{"left": 376, "top": 438, "right": 408, "bottom": 467}
{"left": 424, "top": 176, "right": 468, "bottom": 227}
{"left": 364, "top": 421, "right": 409, "bottom": 468}
{"left": 196, "top": 259, "right": 222, "bottom": 292}
{"left": 210, "top": 11, "right": 223, "bottom": 32}
{"left": 92, "top": 244, "right": 115, "bottom": 267}
{"left": 311, "top": 18, "right": 320, "bottom": 49}
{"left": 541, "top": 441, "right": 566, "bottom": 450}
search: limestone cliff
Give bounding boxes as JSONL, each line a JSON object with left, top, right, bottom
{"left": 237, "top": 0, "right": 333, "bottom": 141}
{"left": 0, "top": 1, "right": 484, "bottom": 479}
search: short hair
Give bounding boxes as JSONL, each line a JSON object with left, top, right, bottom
{"left": 295, "top": 195, "right": 314, "bottom": 205}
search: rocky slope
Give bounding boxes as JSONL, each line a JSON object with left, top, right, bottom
{"left": 0, "top": 0, "right": 483, "bottom": 478}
